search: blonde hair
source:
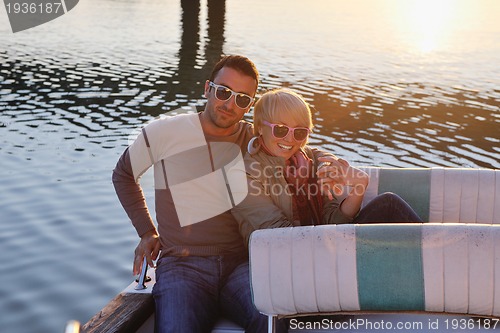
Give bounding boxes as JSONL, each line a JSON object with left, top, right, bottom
{"left": 253, "top": 88, "right": 313, "bottom": 146}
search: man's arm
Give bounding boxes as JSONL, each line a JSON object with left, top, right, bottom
{"left": 112, "top": 147, "right": 157, "bottom": 236}
{"left": 112, "top": 147, "right": 159, "bottom": 274}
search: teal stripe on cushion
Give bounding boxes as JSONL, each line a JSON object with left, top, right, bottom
{"left": 379, "top": 168, "right": 431, "bottom": 222}
{"left": 356, "top": 224, "right": 425, "bottom": 311}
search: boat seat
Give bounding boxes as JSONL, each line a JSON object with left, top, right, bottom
{"left": 249, "top": 167, "right": 500, "bottom": 332}
{"left": 250, "top": 223, "right": 500, "bottom": 331}
{"left": 359, "top": 167, "right": 500, "bottom": 223}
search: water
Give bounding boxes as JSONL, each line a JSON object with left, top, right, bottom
{"left": 0, "top": 0, "right": 499, "bottom": 332}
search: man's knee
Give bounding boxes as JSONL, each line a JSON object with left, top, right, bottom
{"left": 377, "top": 191, "right": 399, "bottom": 203}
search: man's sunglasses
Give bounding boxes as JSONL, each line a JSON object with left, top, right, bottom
{"left": 263, "top": 120, "right": 311, "bottom": 141}
{"left": 208, "top": 81, "right": 254, "bottom": 109}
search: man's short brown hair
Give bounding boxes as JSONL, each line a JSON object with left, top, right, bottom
{"left": 209, "top": 55, "right": 259, "bottom": 92}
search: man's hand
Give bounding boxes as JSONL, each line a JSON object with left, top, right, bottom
{"left": 133, "top": 230, "right": 161, "bottom": 276}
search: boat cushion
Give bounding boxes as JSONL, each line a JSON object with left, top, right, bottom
{"left": 249, "top": 223, "right": 500, "bottom": 317}
{"left": 360, "top": 167, "right": 500, "bottom": 224}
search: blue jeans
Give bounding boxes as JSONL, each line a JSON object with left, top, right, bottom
{"left": 354, "top": 192, "right": 423, "bottom": 223}
{"left": 152, "top": 253, "right": 267, "bottom": 333}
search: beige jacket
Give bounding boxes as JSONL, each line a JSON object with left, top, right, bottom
{"left": 231, "top": 140, "right": 352, "bottom": 246}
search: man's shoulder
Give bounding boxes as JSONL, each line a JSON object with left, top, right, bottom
{"left": 239, "top": 119, "right": 253, "bottom": 129}
{"left": 146, "top": 112, "right": 199, "bottom": 127}
{"left": 142, "top": 112, "right": 201, "bottom": 136}
{"left": 239, "top": 120, "right": 254, "bottom": 141}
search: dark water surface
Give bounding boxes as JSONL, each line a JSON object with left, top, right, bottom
{"left": 1, "top": 0, "right": 499, "bottom": 332}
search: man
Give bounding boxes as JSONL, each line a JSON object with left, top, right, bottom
{"left": 112, "top": 55, "right": 266, "bottom": 332}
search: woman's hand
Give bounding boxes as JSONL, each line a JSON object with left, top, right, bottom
{"left": 316, "top": 156, "right": 369, "bottom": 218}
{"left": 316, "top": 156, "right": 368, "bottom": 195}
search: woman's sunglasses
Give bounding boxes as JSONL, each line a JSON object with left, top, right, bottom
{"left": 263, "top": 120, "right": 311, "bottom": 141}
{"left": 208, "top": 82, "right": 254, "bottom": 109}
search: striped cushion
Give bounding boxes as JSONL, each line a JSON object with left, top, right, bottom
{"left": 360, "top": 167, "right": 500, "bottom": 224}
{"left": 249, "top": 224, "right": 500, "bottom": 317}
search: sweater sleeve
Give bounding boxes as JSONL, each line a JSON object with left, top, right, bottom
{"left": 321, "top": 196, "right": 354, "bottom": 225}
{"left": 112, "top": 147, "right": 157, "bottom": 237}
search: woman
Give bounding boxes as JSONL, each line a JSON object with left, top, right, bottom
{"left": 232, "top": 88, "right": 422, "bottom": 245}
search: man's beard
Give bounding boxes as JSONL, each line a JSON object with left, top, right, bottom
{"left": 209, "top": 106, "right": 239, "bottom": 129}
